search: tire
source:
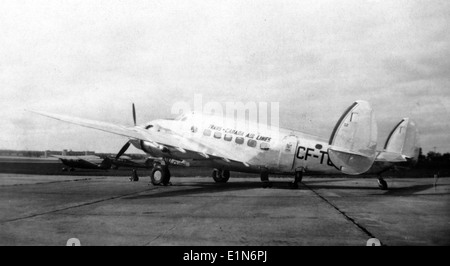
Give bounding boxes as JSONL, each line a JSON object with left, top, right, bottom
{"left": 295, "top": 171, "right": 303, "bottom": 183}
{"left": 260, "top": 172, "right": 269, "bottom": 182}
{"left": 151, "top": 165, "right": 171, "bottom": 186}
{"left": 212, "top": 169, "right": 230, "bottom": 183}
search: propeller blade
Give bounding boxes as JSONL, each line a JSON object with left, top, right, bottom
{"left": 116, "top": 142, "right": 131, "bottom": 160}
{"left": 132, "top": 103, "right": 136, "bottom": 126}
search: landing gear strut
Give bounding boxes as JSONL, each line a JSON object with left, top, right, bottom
{"left": 212, "top": 169, "right": 230, "bottom": 183}
{"left": 291, "top": 171, "right": 303, "bottom": 189}
{"left": 150, "top": 164, "right": 171, "bottom": 186}
{"left": 261, "top": 172, "right": 272, "bottom": 188}
{"left": 129, "top": 169, "right": 139, "bottom": 182}
{"left": 377, "top": 176, "right": 388, "bottom": 190}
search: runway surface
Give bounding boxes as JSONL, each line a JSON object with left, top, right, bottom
{"left": 0, "top": 174, "right": 449, "bottom": 246}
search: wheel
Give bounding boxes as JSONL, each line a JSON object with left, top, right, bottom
{"left": 212, "top": 169, "right": 230, "bottom": 183}
{"left": 378, "top": 178, "right": 388, "bottom": 190}
{"left": 130, "top": 170, "right": 139, "bottom": 182}
{"left": 295, "top": 171, "right": 303, "bottom": 183}
{"left": 260, "top": 172, "right": 272, "bottom": 188}
{"left": 262, "top": 181, "right": 272, "bottom": 188}
{"left": 290, "top": 182, "right": 299, "bottom": 189}
{"left": 150, "top": 165, "right": 171, "bottom": 186}
{"left": 260, "top": 172, "right": 269, "bottom": 182}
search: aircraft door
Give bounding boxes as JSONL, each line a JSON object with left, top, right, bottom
{"left": 277, "top": 135, "right": 299, "bottom": 173}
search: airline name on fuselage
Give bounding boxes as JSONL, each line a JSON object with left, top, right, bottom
{"left": 208, "top": 124, "right": 272, "bottom": 142}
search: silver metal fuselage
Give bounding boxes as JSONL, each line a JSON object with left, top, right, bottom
{"left": 130, "top": 113, "right": 347, "bottom": 175}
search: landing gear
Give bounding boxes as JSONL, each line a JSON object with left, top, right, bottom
{"left": 150, "top": 164, "right": 171, "bottom": 186}
{"left": 260, "top": 172, "right": 272, "bottom": 188}
{"left": 129, "top": 169, "right": 139, "bottom": 182}
{"left": 212, "top": 169, "right": 230, "bottom": 183}
{"left": 377, "top": 177, "right": 388, "bottom": 190}
{"left": 291, "top": 171, "right": 303, "bottom": 189}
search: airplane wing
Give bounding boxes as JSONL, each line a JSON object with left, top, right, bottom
{"left": 51, "top": 155, "right": 101, "bottom": 160}
{"left": 30, "top": 110, "right": 251, "bottom": 167}
{"left": 30, "top": 110, "right": 145, "bottom": 140}
{"left": 51, "top": 155, "right": 103, "bottom": 168}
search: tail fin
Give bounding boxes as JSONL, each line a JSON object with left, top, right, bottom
{"left": 378, "top": 118, "right": 420, "bottom": 165}
{"left": 328, "top": 101, "right": 378, "bottom": 175}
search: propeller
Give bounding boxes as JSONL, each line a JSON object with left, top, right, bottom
{"left": 132, "top": 103, "right": 136, "bottom": 126}
{"left": 115, "top": 103, "right": 136, "bottom": 160}
{"left": 115, "top": 142, "right": 131, "bottom": 160}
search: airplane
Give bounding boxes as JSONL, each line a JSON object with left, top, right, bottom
{"left": 109, "top": 155, "right": 151, "bottom": 170}
{"left": 53, "top": 155, "right": 112, "bottom": 172}
{"left": 30, "top": 100, "right": 420, "bottom": 190}
{"left": 110, "top": 155, "right": 189, "bottom": 170}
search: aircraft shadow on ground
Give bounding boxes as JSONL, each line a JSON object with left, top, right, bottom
{"left": 377, "top": 184, "right": 444, "bottom": 197}
{"left": 124, "top": 179, "right": 448, "bottom": 199}
{"left": 122, "top": 178, "right": 402, "bottom": 199}
{"left": 123, "top": 180, "right": 305, "bottom": 199}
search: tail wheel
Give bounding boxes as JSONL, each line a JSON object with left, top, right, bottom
{"left": 151, "top": 164, "right": 171, "bottom": 186}
{"left": 212, "top": 169, "right": 230, "bottom": 183}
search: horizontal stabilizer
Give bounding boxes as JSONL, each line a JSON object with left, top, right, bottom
{"left": 375, "top": 151, "right": 407, "bottom": 162}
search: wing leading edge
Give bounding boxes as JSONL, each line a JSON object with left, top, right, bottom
{"left": 29, "top": 110, "right": 251, "bottom": 167}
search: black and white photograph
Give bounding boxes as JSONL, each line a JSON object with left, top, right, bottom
{"left": 0, "top": 0, "right": 449, "bottom": 250}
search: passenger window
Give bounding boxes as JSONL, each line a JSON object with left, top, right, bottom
{"left": 214, "top": 132, "right": 222, "bottom": 139}
{"left": 203, "top": 129, "right": 211, "bottom": 136}
{"left": 235, "top": 137, "right": 244, "bottom": 144}
{"left": 224, "top": 134, "right": 232, "bottom": 141}
{"left": 247, "top": 139, "right": 257, "bottom": 148}
{"left": 260, "top": 142, "right": 270, "bottom": 150}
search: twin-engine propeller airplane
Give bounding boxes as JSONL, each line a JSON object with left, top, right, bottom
{"left": 53, "top": 155, "right": 112, "bottom": 171}
{"left": 30, "top": 100, "right": 419, "bottom": 190}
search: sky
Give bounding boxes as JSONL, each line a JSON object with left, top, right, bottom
{"left": 0, "top": 0, "right": 449, "bottom": 154}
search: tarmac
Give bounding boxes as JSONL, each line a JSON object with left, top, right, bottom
{"left": 0, "top": 173, "right": 449, "bottom": 246}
